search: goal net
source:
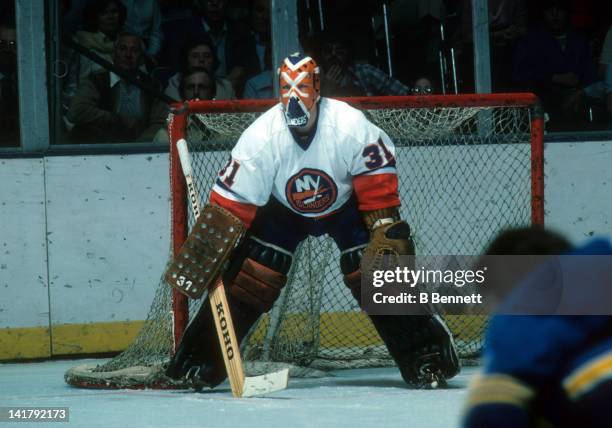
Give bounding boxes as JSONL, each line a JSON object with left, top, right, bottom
{"left": 65, "top": 94, "right": 544, "bottom": 388}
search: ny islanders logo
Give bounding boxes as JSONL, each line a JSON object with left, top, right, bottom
{"left": 285, "top": 168, "right": 338, "bottom": 214}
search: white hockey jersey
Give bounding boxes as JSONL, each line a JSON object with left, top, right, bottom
{"left": 212, "top": 98, "right": 398, "bottom": 220}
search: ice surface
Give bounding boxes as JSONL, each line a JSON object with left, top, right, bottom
{"left": 0, "top": 359, "right": 478, "bottom": 428}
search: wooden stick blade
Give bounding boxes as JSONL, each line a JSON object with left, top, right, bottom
{"left": 241, "top": 369, "right": 289, "bottom": 398}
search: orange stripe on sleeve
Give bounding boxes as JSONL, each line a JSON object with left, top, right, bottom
{"left": 209, "top": 191, "right": 258, "bottom": 229}
{"left": 353, "top": 173, "right": 400, "bottom": 211}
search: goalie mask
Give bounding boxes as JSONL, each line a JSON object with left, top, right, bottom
{"left": 278, "top": 53, "right": 320, "bottom": 127}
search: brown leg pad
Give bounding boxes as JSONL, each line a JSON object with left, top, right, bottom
{"left": 343, "top": 270, "right": 362, "bottom": 303}
{"left": 229, "top": 258, "right": 287, "bottom": 312}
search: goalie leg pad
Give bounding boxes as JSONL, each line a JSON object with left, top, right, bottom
{"left": 165, "top": 294, "right": 228, "bottom": 389}
{"left": 343, "top": 270, "right": 361, "bottom": 303}
{"left": 166, "top": 238, "right": 292, "bottom": 390}
{"left": 226, "top": 237, "right": 292, "bottom": 312}
{"left": 341, "top": 247, "right": 459, "bottom": 388}
{"left": 340, "top": 246, "right": 365, "bottom": 303}
{"left": 230, "top": 258, "right": 287, "bottom": 312}
{"left": 374, "top": 313, "right": 461, "bottom": 388}
{"left": 165, "top": 290, "right": 264, "bottom": 390}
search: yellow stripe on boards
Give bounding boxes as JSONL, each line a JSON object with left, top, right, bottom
{"left": 52, "top": 321, "right": 145, "bottom": 356}
{"left": 246, "top": 313, "right": 486, "bottom": 349}
{"left": 0, "top": 326, "right": 51, "bottom": 360}
{"left": 2, "top": 313, "right": 486, "bottom": 361}
{"left": 0, "top": 321, "right": 144, "bottom": 360}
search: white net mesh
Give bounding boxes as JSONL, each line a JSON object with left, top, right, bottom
{"left": 65, "top": 97, "right": 539, "bottom": 388}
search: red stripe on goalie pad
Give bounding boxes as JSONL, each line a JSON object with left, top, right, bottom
{"left": 229, "top": 258, "right": 287, "bottom": 312}
{"left": 210, "top": 191, "right": 258, "bottom": 228}
{"left": 353, "top": 173, "right": 400, "bottom": 211}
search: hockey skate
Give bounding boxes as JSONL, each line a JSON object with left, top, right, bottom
{"left": 165, "top": 326, "right": 227, "bottom": 391}
{"left": 372, "top": 314, "right": 460, "bottom": 389}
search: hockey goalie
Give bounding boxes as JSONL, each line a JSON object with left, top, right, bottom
{"left": 164, "top": 53, "right": 460, "bottom": 390}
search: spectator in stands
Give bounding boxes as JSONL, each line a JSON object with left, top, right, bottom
{"left": 562, "top": 34, "right": 612, "bottom": 127}
{"left": 389, "top": 0, "right": 447, "bottom": 88}
{"left": 248, "top": 0, "right": 270, "bottom": 75}
{"left": 179, "top": 68, "right": 214, "bottom": 101}
{"left": 119, "top": 0, "right": 163, "bottom": 63}
{"left": 454, "top": 0, "right": 528, "bottom": 91}
{"left": 243, "top": 70, "right": 272, "bottom": 99}
{"left": 153, "top": 68, "right": 214, "bottom": 143}
{"left": 411, "top": 76, "right": 436, "bottom": 95}
{"left": 157, "top": 0, "right": 193, "bottom": 66}
{"left": 318, "top": 0, "right": 379, "bottom": 64}
{"left": 317, "top": 32, "right": 410, "bottom": 97}
{"left": 0, "top": 11, "right": 19, "bottom": 147}
{"left": 62, "top": 0, "right": 89, "bottom": 34}
{"left": 67, "top": 32, "right": 167, "bottom": 143}
{"left": 164, "top": 37, "right": 235, "bottom": 102}
{"left": 566, "top": 0, "right": 596, "bottom": 33}
{"left": 164, "top": 0, "right": 255, "bottom": 96}
{"left": 243, "top": 40, "right": 272, "bottom": 99}
{"left": 513, "top": 0, "right": 597, "bottom": 129}
{"left": 67, "top": 0, "right": 127, "bottom": 95}
{"left": 599, "top": 25, "right": 612, "bottom": 77}
{"left": 159, "top": 0, "right": 192, "bottom": 21}
{"left": 240, "top": 0, "right": 273, "bottom": 99}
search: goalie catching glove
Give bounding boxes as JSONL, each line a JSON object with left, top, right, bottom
{"left": 163, "top": 204, "right": 245, "bottom": 299}
{"left": 361, "top": 207, "right": 415, "bottom": 275}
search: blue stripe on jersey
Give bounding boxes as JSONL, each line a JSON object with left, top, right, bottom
{"left": 355, "top": 163, "right": 397, "bottom": 176}
{"left": 215, "top": 178, "right": 239, "bottom": 195}
{"left": 213, "top": 178, "right": 252, "bottom": 204}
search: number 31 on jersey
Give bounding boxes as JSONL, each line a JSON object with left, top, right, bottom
{"left": 219, "top": 157, "right": 241, "bottom": 187}
{"left": 362, "top": 138, "right": 394, "bottom": 169}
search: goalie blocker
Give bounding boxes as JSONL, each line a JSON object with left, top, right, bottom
{"left": 163, "top": 204, "right": 245, "bottom": 299}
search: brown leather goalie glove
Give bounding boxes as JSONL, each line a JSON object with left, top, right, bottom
{"left": 361, "top": 207, "right": 415, "bottom": 275}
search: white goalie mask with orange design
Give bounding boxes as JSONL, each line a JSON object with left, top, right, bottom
{"left": 278, "top": 53, "right": 320, "bottom": 127}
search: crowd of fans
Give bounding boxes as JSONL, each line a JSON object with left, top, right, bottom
{"left": 451, "top": 0, "right": 611, "bottom": 130}
{"left": 0, "top": 0, "right": 611, "bottom": 146}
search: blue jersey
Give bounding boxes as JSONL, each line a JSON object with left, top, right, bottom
{"left": 484, "top": 238, "right": 612, "bottom": 385}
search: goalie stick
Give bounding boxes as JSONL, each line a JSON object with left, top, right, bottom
{"left": 175, "top": 138, "right": 289, "bottom": 398}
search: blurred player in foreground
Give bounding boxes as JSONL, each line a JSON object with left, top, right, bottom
{"left": 165, "top": 52, "right": 459, "bottom": 390}
{"left": 463, "top": 227, "right": 612, "bottom": 428}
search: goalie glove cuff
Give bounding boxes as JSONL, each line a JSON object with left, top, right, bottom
{"left": 362, "top": 207, "right": 401, "bottom": 231}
